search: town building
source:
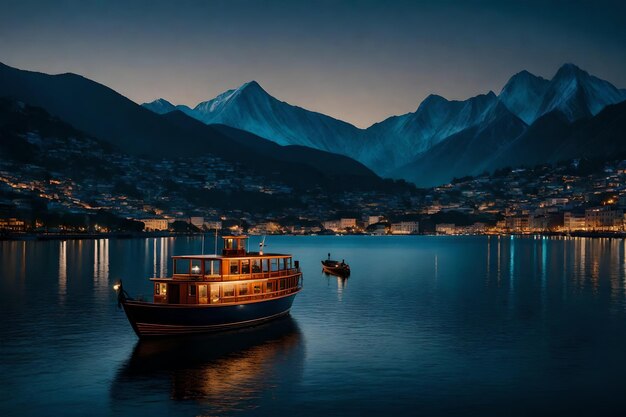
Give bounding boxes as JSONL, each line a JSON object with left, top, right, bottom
{"left": 390, "top": 221, "right": 419, "bottom": 234}
{"left": 140, "top": 218, "right": 169, "bottom": 231}
{"left": 564, "top": 212, "right": 585, "bottom": 231}
{"left": 0, "top": 218, "right": 26, "bottom": 232}
{"left": 340, "top": 218, "right": 357, "bottom": 229}
{"left": 585, "top": 206, "right": 624, "bottom": 231}
{"left": 436, "top": 223, "right": 456, "bottom": 235}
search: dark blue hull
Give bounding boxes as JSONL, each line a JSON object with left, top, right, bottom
{"left": 122, "top": 292, "right": 299, "bottom": 338}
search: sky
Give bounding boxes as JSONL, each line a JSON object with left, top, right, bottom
{"left": 1, "top": 0, "right": 626, "bottom": 128}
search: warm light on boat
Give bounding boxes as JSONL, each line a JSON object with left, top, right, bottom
{"left": 116, "top": 235, "right": 303, "bottom": 337}
{"left": 113, "top": 283, "right": 120, "bottom": 291}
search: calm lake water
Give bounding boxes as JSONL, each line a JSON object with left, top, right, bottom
{"left": 2, "top": 235, "right": 626, "bottom": 416}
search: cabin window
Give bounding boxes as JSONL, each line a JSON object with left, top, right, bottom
{"left": 238, "top": 284, "right": 249, "bottom": 296}
{"left": 267, "top": 281, "right": 274, "bottom": 292}
{"left": 279, "top": 279, "right": 286, "bottom": 290}
{"left": 191, "top": 260, "right": 202, "bottom": 275}
{"left": 252, "top": 259, "right": 261, "bottom": 273}
{"left": 174, "top": 259, "right": 190, "bottom": 274}
{"left": 223, "top": 284, "right": 235, "bottom": 297}
{"left": 224, "top": 238, "right": 234, "bottom": 250}
{"left": 287, "top": 258, "right": 293, "bottom": 269}
{"left": 230, "top": 260, "right": 239, "bottom": 275}
{"left": 155, "top": 283, "right": 167, "bottom": 295}
{"left": 188, "top": 285, "right": 196, "bottom": 297}
{"left": 204, "top": 260, "right": 219, "bottom": 276}
{"left": 253, "top": 283, "right": 262, "bottom": 294}
{"left": 241, "top": 260, "right": 250, "bottom": 274}
{"left": 262, "top": 259, "right": 269, "bottom": 273}
{"left": 271, "top": 259, "right": 278, "bottom": 272}
{"left": 210, "top": 284, "right": 220, "bottom": 303}
{"left": 199, "top": 285, "right": 208, "bottom": 304}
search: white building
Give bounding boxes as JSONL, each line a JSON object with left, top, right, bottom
{"left": 340, "top": 218, "right": 357, "bottom": 229}
{"left": 366, "top": 215, "right": 384, "bottom": 226}
{"left": 585, "top": 206, "right": 623, "bottom": 231}
{"left": 564, "top": 212, "right": 585, "bottom": 231}
{"left": 323, "top": 220, "right": 341, "bottom": 231}
{"left": 390, "top": 221, "right": 419, "bottom": 235}
{"left": 141, "top": 218, "right": 169, "bottom": 231}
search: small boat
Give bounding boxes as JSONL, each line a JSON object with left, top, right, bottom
{"left": 321, "top": 254, "right": 350, "bottom": 277}
{"left": 114, "top": 235, "right": 303, "bottom": 338}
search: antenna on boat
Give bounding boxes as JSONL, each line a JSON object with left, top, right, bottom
{"left": 214, "top": 228, "right": 218, "bottom": 255}
{"left": 259, "top": 235, "right": 266, "bottom": 255}
{"left": 201, "top": 232, "right": 205, "bottom": 255}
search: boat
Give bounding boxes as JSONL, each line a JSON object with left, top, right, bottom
{"left": 114, "top": 235, "right": 303, "bottom": 338}
{"left": 321, "top": 254, "right": 350, "bottom": 277}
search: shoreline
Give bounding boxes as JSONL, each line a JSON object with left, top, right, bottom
{"left": 2, "top": 231, "right": 626, "bottom": 241}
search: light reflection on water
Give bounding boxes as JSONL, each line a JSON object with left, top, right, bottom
{"left": 3, "top": 235, "right": 626, "bottom": 416}
{"left": 111, "top": 317, "right": 304, "bottom": 416}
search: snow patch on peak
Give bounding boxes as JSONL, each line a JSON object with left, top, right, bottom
{"left": 141, "top": 98, "right": 177, "bottom": 115}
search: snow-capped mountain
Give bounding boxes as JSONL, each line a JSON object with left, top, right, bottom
{"left": 498, "top": 70, "right": 549, "bottom": 124}
{"left": 363, "top": 92, "right": 500, "bottom": 172}
{"left": 391, "top": 101, "right": 527, "bottom": 186}
{"left": 141, "top": 63, "right": 626, "bottom": 185}
{"left": 188, "top": 80, "right": 363, "bottom": 153}
{"left": 534, "top": 63, "right": 626, "bottom": 122}
{"left": 141, "top": 98, "right": 195, "bottom": 117}
{"left": 142, "top": 98, "right": 176, "bottom": 114}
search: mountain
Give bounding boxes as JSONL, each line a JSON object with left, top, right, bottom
{"left": 142, "top": 98, "right": 177, "bottom": 114}
{"left": 491, "top": 101, "right": 626, "bottom": 169}
{"left": 0, "top": 62, "right": 381, "bottom": 192}
{"left": 499, "top": 64, "right": 626, "bottom": 124}
{"left": 397, "top": 99, "right": 626, "bottom": 187}
{"left": 142, "top": 98, "right": 195, "bottom": 117}
{"left": 363, "top": 92, "right": 500, "bottom": 173}
{"left": 143, "top": 63, "right": 625, "bottom": 185}
{"left": 0, "top": 62, "right": 214, "bottom": 157}
{"left": 189, "top": 80, "right": 364, "bottom": 154}
{"left": 7, "top": 61, "right": 624, "bottom": 189}
{"left": 535, "top": 63, "right": 626, "bottom": 122}
{"left": 498, "top": 70, "right": 549, "bottom": 124}
{"left": 391, "top": 102, "right": 528, "bottom": 186}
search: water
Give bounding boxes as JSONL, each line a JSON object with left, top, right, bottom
{"left": 2, "top": 235, "right": 626, "bottom": 416}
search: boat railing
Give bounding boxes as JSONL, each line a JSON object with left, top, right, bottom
{"left": 172, "top": 273, "right": 222, "bottom": 281}
{"left": 217, "top": 283, "right": 302, "bottom": 304}
{"left": 163, "top": 268, "right": 301, "bottom": 283}
{"left": 221, "top": 268, "right": 301, "bottom": 281}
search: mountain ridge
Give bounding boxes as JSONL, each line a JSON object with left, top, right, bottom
{"left": 2, "top": 61, "right": 625, "bottom": 188}
{"left": 141, "top": 63, "right": 626, "bottom": 184}
{"left": 0, "top": 62, "right": 383, "bottom": 193}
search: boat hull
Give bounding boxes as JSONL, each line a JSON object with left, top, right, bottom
{"left": 121, "top": 292, "right": 299, "bottom": 338}
{"left": 321, "top": 261, "right": 350, "bottom": 277}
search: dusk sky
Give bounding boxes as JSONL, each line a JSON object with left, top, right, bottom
{"left": 2, "top": 0, "right": 626, "bottom": 127}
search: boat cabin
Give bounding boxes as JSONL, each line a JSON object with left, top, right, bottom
{"left": 151, "top": 236, "right": 302, "bottom": 305}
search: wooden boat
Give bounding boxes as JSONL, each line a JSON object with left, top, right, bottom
{"left": 114, "top": 235, "right": 303, "bottom": 338}
{"left": 321, "top": 256, "right": 350, "bottom": 277}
